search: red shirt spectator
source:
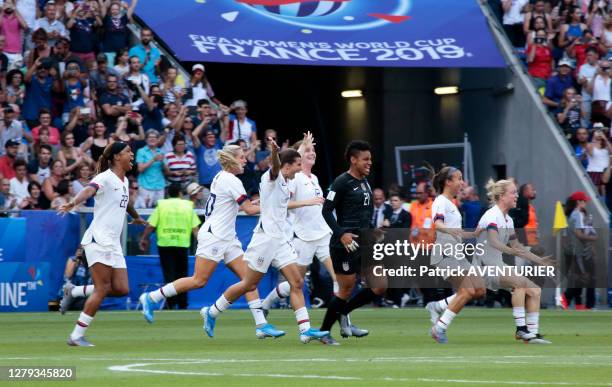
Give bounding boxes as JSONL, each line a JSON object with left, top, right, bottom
{"left": 570, "top": 30, "right": 606, "bottom": 71}
{"left": 0, "top": 139, "right": 19, "bottom": 179}
{"left": 31, "top": 109, "right": 60, "bottom": 145}
{"left": 527, "top": 37, "right": 553, "bottom": 80}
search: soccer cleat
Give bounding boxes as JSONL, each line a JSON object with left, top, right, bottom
{"left": 59, "top": 283, "right": 75, "bottom": 315}
{"left": 575, "top": 304, "right": 590, "bottom": 311}
{"left": 527, "top": 334, "right": 552, "bottom": 344}
{"left": 255, "top": 323, "right": 285, "bottom": 339}
{"left": 425, "top": 301, "right": 441, "bottom": 324}
{"left": 430, "top": 325, "right": 448, "bottom": 344}
{"left": 320, "top": 334, "right": 340, "bottom": 346}
{"left": 299, "top": 328, "right": 329, "bottom": 344}
{"left": 67, "top": 336, "right": 95, "bottom": 347}
{"left": 339, "top": 314, "right": 369, "bottom": 338}
{"left": 200, "top": 306, "right": 216, "bottom": 338}
{"left": 139, "top": 292, "right": 155, "bottom": 323}
{"left": 515, "top": 329, "right": 537, "bottom": 341}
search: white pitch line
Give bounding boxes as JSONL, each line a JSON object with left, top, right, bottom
{"left": 416, "top": 378, "right": 612, "bottom": 386}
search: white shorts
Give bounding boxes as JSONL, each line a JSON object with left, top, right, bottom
{"left": 137, "top": 187, "right": 165, "bottom": 208}
{"left": 244, "top": 232, "right": 298, "bottom": 273}
{"left": 83, "top": 243, "right": 126, "bottom": 269}
{"left": 195, "top": 232, "right": 244, "bottom": 264}
{"left": 293, "top": 234, "right": 331, "bottom": 266}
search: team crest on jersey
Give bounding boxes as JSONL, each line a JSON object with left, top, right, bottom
{"left": 257, "top": 257, "right": 265, "bottom": 266}
{"left": 342, "top": 261, "right": 349, "bottom": 272}
{"left": 123, "top": 186, "right": 127, "bottom": 194}
{"left": 361, "top": 183, "right": 366, "bottom": 191}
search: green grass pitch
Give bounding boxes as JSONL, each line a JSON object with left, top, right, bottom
{"left": 1, "top": 308, "right": 611, "bottom": 386}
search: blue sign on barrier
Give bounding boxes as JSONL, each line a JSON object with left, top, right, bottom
{"left": 0, "top": 262, "right": 50, "bottom": 311}
{"left": 0, "top": 218, "right": 26, "bottom": 262}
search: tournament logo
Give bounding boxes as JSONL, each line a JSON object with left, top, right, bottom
{"left": 257, "top": 256, "right": 265, "bottom": 266}
{"left": 234, "top": 0, "right": 412, "bottom": 31}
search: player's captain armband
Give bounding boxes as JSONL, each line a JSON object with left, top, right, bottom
{"left": 326, "top": 191, "right": 336, "bottom": 201}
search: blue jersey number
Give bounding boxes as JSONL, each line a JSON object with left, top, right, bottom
{"left": 204, "top": 193, "right": 217, "bottom": 217}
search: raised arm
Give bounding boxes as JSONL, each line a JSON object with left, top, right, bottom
{"left": 269, "top": 138, "right": 280, "bottom": 180}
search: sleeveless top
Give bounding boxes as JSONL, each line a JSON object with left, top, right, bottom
{"left": 90, "top": 140, "right": 107, "bottom": 163}
{"left": 587, "top": 146, "right": 609, "bottom": 172}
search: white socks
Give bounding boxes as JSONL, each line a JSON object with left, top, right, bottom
{"left": 248, "top": 299, "right": 267, "bottom": 327}
{"left": 434, "top": 294, "right": 456, "bottom": 313}
{"left": 70, "top": 312, "right": 93, "bottom": 340}
{"left": 262, "top": 281, "right": 291, "bottom": 310}
{"left": 435, "top": 309, "right": 457, "bottom": 331}
{"left": 149, "top": 283, "right": 178, "bottom": 303}
{"left": 527, "top": 312, "right": 539, "bottom": 334}
{"left": 210, "top": 295, "right": 231, "bottom": 317}
{"left": 513, "top": 307, "right": 526, "bottom": 327}
{"left": 71, "top": 285, "right": 94, "bottom": 298}
{"left": 295, "top": 306, "right": 311, "bottom": 333}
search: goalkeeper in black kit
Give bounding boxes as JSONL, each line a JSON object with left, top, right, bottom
{"left": 319, "top": 140, "right": 387, "bottom": 345}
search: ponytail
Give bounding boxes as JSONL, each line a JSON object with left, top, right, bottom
{"left": 432, "top": 166, "right": 458, "bottom": 194}
{"left": 96, "top": 141, "right": 128, "bottom": 175}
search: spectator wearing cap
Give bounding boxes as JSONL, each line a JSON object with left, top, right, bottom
{"left": 587, "top": 59, "right": 612, "bottom": 127}
{"left": 23, "top": 57, "right": 61, "bottom": 128}
{"left": 192, "top": 123, "right": 221, "bottom": 188}
{"left": 136, "top": 129, "right": 166, "bottom": 208}
{"left": 101, "top": 0, "right": 137, "bottom": 64}
{"left": 0, "top": 105, "right": 28, "bottom": 157}
{"left": 185, "top": 181, "right": 205, "bottom": 210}
{"left": 185, "top": 64, "right": 225, "bottom": 108}
{"left": 99, "top": 74, "right": 131, "bottom": 132}
{"left": 0, "top": 1, "right": 28, "bottom": 70}
{"left": 543, "top": 59, "right": 577, "bottom": 110}
{"left": 66, "top": 1, "right": 102, "bottom": 64}
{"left": 164, "top": 134, "right": 196, "bottom": 187}
{"left": 0, "top": 139, "right": 19, "bottom": 179}
{"left": 31, "top": 109, "right": 60, "bottom": 146}
{"left": 128, "top": 27, "right": 161, "bottom": 84}
{"left": 527, "top": 28, "right": 553, "bottom": 89}
{"left": 224, "top": 99, "right": 257, "bottom": 147}
{"left": 9, "top": 158, "right": 29, "bottom": 204}
{"left": 33, "top": 1, "right": 68, "bottom": 47}
{"left": 577, "top": 47, "right": 599, "bottom": 127}
{"left": 0, "top": 177, "right": 17, "bottom": 210}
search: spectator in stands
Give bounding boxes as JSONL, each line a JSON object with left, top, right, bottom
{"left": 111, "top": 115, "right": 144, "bottom": 149}
{"left": 128, "top": 27, "right": 161, "bottom": 84}
{"left": 555, "top": 87, "right": 584, "bottom": 137}
{"left": 568, "top": 29, "right": 606, "bottom": 71}
{"left": 50, "top": 37, "right": 85, "bottom": 75}
{"left": 586, "top": 0, "right": 606, "bottom": 38}
{"left": 0, "top": 138, "right": 19, "bottom": 179}
{"left": 136, "top": 129, "right": 166, "bottom": 208}
{"left": 23, "top": 58, "right": 60, "bottom": 128}
{"left": 101, "top": 0, "right": 137, "bottom": 64}
{"left": 225, "top": 99, "right": 257, "bottom": 147}
{"left": 577, "top": 47, "right": 599, "bottom": 127}
{"left": 382, "top": 193, "right": 411, "bottom": 228}
{"left": 185, "top": 64, "right": 225, "bottom": 108}
{"left": 196, "top": 99, "right": 224, "bottom": 140}
{"left": 543, "top": 59, "right": 577, "bottom": 109}
{"left": 31, "top": 108, "right": 60, "bottom": 146}
{"left": 0, "top": 1, "right": 28, "bottom": 69}
{"left": 193, "top": 126, "right": 221, "bottom": 188}
{"left": 33, "top": 1, "right": 69, "bottom": 47}
{"left": 50, "top": 178, "right": 72, "bottom": 209}
{"left": 139, "top": 91, "right": 164, "bottom": 133}
{"left": 161, "top": 66, "right": 184, "bottom": 105}
{"left": 460, "top": 185, "right": 483, "bottom": 229}
{"left": 0, "top": 177, "right": 17, "bottom": 210}
{"left": 25, "top": 28, "right": 52, "bottom": 69}
{"left": 66, "top": 1, "right": 101, "bottom": 64}
{"left": 574, "top": 127, "right": 590, "bottom": 168}
{"left": 80, "top": 121, "right": 109, "bottom": 163}
{"left": 587, "top": 60, "right": 612, "bottom": 126}
{"left": 72, "top": 162, "right": 92, "bottom": 195}
{"left": 27, "top": 144, "right": 52, "bottom": 184}
{"left": 22, "top": 180, "right": 42, "bottom": 209}
{"left": 41, "top": 159, "right": 64, "bottom": 209}
{"left": 527, "top": 28, "right": 554, "bottom": 89}
{"left": 523, "top": 0, "right": 553, "bottom": 35}
{"left": 34, "top": 126, "right": 57, "bottom": 157}
{"left": 58, "top": 130, "right": 91, "bottom": 179}
{"left": 509, "top": 182, "right": 540, "bottom": 251}
{"left": 90, "top": 54, "right": 120, "bottom": 96}
{"left": 165, "top": 134, "right": 196, "bottom": 188}
{"left": 602, "top": 18, "right": 612, "bottom": 53}
{"left": 6, "top": 69, "right": 25, "bottom": 106}
{"left": 371, "top": 188, "right": 390, "bottom": 229}
{"left": 113, "top": 47, "right": 129, "bottom": 76}
{"left": 64, "top": 107, "right": 91, "bottom": 147}
{"left": 125, "top": 55, "right": 150, "bottom": 107}
{"left": 0, "top": 36, "right": 8, "bottom": 73}
{"left": 526, "top": 16, "right": 549, "bottom": 45}
{"left": 61, "top": 59, "right": 89, "bottom": 123}
{"left": 502, "top": 0, "right": 529, "bottom": 47}
{"left": 559, "top": 6, "right": 587, "bottom": 49}
{"left": 9, "top": 158, "right": 29, "bottom": 205}
{"left": 586, "top": 127, "right": 612, "bottom": 196}
{"left": 0, "top": 105, "right": 27, "bottom": 157}
{"left": 99, "top": 74, "right": 131, "bottom": 132}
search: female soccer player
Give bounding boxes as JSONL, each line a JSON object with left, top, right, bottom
{"left": 139, "top": 144, "right": 286, "bottom": 339}
{"left": 428, "top": 166, "right": 486, "bottom": 344}
{"left": 58, "top": 142, "right": 147, "bottom": 347}
{"left": 475, "top": 179, "right": 553, "bottom": 344}
{"left": 260, "top": 132, "right": 338, "bottom": 316}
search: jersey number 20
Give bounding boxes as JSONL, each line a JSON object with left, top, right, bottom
{"left": 204, "top": 193, "right": 217, "bottom": 217}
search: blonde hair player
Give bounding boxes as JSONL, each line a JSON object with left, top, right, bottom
{"left": 476, "top": 179, "right": 553, "bottom": 344}
{"left": 58, "top": 141, "right": 148, "bottom": 347}
{"left": 427, "top": 166, "right": 486, "bottom": 344}
{"left": 138, "top": 145, "right": 289, "bottom": 339}
{"left": 260, "top": 132, "right": 338, "bottom": 318}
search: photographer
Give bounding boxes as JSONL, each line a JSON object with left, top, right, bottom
{"left": 59, "top": 246, "right": 93, "bottom": 314}
{"left": 527, "top": 28, "right": 553, "bottom": 89}
{"left": 555, "top": 87, "right": 584, "bottom": 137}
{"left": 587, "top": 59, "right": 611, "bottom": 127}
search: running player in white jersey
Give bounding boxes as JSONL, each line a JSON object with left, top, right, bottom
{"left": 201, "top": 139, "right": 329, "bottom": 343}
{"left": 426, "top": 166, "right": 486, "bottom": 344}
{"left": 58, "top": 142, "right": 147, "bottom": 347}
{"left": 138, "top": 145, "right": 285, "bottom": 339}
{"left": 475, "top": 179, "right": 553, "bottom": 344}
{"left": 261, "top": 132, "right": 337, "bottom": 316}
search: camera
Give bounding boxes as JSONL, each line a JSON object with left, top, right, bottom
{"left": 534, "top": 37, "right": 546, "bottom": 44}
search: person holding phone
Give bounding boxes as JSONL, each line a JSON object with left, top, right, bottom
{"left": 527, "top": 28, "right": 553, "bottom": 89}
{"left": 586, "top": 128, "right": 612, "bottom": 196}
{"left": 587, "top": 59, "right": 611, "bottom": 126}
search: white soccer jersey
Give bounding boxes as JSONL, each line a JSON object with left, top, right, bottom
{"left": 431, "top": 195, "right": 462, "bottom": 228}
{"left": 81, "top": 169, "right": 130, "bottom": 248}
{"left": 255, "top": 169, "right": 291, "bottom": 240}
{"left": 288, "top": 171, "right": 331, "bottom": 241}
{"left": 202, "top": 171, "right": 248, "bottom": 241}
{"left": 477, "top": 205, "right": 516, "bottom": 266}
